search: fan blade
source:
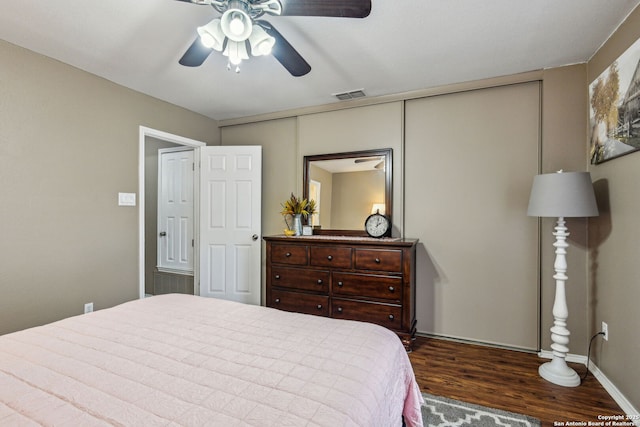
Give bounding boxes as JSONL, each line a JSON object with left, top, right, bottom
{"left": 257, "top": 20, "right": 311, "bottom": 77}
{"left": 279, "top": 0, "right": 371, "bottom": 18}
{"left": 354, "top": 157, "right": 380, "bottom": 163}
{"left": 179, "top": 37, "right": 213, "bottom": 67}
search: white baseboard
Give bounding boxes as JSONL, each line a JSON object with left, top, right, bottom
{"left": 538, "top": 349, "right": 587, "bottom": 365}
{"left": 539, "top": 350, "right": 639, "bottom": 426}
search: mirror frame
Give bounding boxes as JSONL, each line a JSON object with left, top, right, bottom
{"left": 303, "top": 148, "right": 392, "bottom": 236}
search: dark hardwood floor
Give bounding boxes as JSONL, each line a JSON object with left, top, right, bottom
{"left": 408, "top": 336, "right": 624, "bottom": 427}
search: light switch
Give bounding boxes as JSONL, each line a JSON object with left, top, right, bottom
{"left": 118, "top": 192, "right": 136, "bottom": 206}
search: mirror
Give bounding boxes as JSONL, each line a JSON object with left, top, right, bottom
{"left": 303, "top": 148, "right": 392, "bottom": 236}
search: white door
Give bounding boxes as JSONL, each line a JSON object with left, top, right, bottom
{"left": 199, "top": 146, "right": 262, "bottom": 305}
{"left": 157, "top": 148, "right": 194, "bottom": 274}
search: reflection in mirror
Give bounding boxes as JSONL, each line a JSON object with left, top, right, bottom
{"left": 303, "top": 149, "right": 392, "bottom": 235}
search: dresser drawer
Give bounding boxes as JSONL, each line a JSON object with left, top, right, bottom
{"left": 332, "top": 272, "right": 402, "bottom": 301}
{"left": 310, "top": 246, "right": 352, "bottom": 268}
{"left": 271, "top": 266, "right": 329, "bottom": 293}
{"left": 331, "top": 299, "right": 402, "bottom": 329}
{"left": 355, "top": 249, "right": 402, "bottom": 272}
{"left": 270, "top": 289, "right": 329, "bottom": 316}
{"left": 271, "top": 243, "right": 308, "bottom": 265}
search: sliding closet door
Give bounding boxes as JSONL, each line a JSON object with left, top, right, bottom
{"left": 405, "top": 82, "right": 540, "bottom": 350}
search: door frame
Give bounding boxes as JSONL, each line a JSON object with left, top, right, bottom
{"left": 138, "top": 126, "right": 206, "bottom": 299}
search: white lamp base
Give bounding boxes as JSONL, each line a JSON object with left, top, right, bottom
{"left": 539, "top": 358, "right": 580, "bottom": 387}
{"left": 539, "top": 216, "right": 581, "bottom": 388}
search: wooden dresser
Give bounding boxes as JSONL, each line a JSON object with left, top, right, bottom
{"left": 264, "top": 235, "right": 418, "bottom": 351}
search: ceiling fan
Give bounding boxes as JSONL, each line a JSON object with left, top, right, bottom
{"left": 354, "top": 157, "right": 384, "bottom": 169}
{"left": 176, "top": 0, "right": 372, "bottom": 76}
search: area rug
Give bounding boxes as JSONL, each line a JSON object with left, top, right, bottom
{"left": 421, "top": 393, "right": 541, "bottom": 427}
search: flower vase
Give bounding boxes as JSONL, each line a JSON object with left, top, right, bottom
{"left": 293, "top": 214, "right": 303, "bottom": 236}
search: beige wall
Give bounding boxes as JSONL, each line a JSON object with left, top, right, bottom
{"left": 309, "top": 164, "right": 333, "bottom": 228}
{"left": 587, "top": 5, "right": 640, "bottom": 412}
{"left": 405, "top": 82, "right": 541, "bottom": 349}
{"left": 219, "top": 73, "right": 593, "bottom": 352}
{"left": 298, "top": 103, "right": 405, "bottom": 235}
{"left": 0, "top": 40, "right": 219, "bottom": 335}
{"left": 331, "top": 170, "right": 384, "bottom": 230}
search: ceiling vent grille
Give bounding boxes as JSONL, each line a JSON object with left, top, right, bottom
{"left": 333, "top": 89, "right": 366, "bottom": 100}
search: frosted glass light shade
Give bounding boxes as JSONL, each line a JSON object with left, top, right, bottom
{"left": 221, "top": 9, "right": 252, "bottom": 42}
{"left": 197, "top": 19, "right": 225, "bottom": 51}
{"left": 248, "top": 25, "right": 275, "bottom": 56}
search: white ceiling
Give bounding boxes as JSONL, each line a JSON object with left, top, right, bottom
{"left": 1, "top": 0, "right": 639, "bottom": 121}
{"left": 312, "top": 156, "right": 385, "bottom": 173}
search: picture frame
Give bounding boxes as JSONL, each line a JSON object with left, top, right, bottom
{"left": 589, "top": 37, "right": 640, "bottom": 164}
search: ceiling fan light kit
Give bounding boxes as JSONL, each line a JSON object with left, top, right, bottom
{"left": 199, "top": 0, "right": 275, "bottom": 71}
{"left": 178, "top": 0, "right": 371, "bottom": 76}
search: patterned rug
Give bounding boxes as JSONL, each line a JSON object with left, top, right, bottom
{"left": 421, "top": 393, "right": 541, "bottom": 427}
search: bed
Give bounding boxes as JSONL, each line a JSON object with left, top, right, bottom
{"left": 0, "top": 294, "right": 423, "bottom": 426}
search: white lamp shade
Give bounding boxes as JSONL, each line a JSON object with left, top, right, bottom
{"left": 197, "top": 19, "right": 225, "bottom": 51}
{"left": 527, "top": 171, "right": 599, "bottom": 218}
{"left": 371, "top": 203, "right": 386, "bottom": 215}
{"left": 221, "top": 9, "right": 252, "bottom": 42}
{"left": 248, "top": 25, "right": 275, "bottom": 56}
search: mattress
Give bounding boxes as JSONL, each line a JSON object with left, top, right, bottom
{"left": 0, "top": 294, "right": 423, "bottom": 426}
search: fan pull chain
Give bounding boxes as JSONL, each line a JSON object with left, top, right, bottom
{"left": 226, "top": 62, "right": 241, "bottom": 73}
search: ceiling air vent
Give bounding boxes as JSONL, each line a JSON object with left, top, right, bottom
{"left": 333, "top": 89, "right": 366, "bottom": 101}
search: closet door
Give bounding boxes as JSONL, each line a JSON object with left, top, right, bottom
{"left": 405, "top": 82, "right": 540, "bottom": 350}
{"left": 157, "top": 148, "right": 194, "bottom": 274}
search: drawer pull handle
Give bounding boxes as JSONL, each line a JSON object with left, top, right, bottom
{"left": 285, "top": 252, "right": 291, "bottom": 257}
{"left": 317, "top": 279, "right": 323, "bottom": 284}
{"left": 317, "top": 304, "right": 323, "bottom": 310}
{"left": 275, "top": 298, "right": 280, "bottom": 304}
{"left": 275, "top": 275, "right": 280, "bottom": 280}
{"left": 337, "top": 307, "right": 343, "bottom": 313}
{"left": 337, "top": 281, "right": 344, "bottom": 287}
{"left": 388, "top": 314, "right": 395, "bottom": 320}
{"left": 327, "top": 255, "right": 333, "bottom": 261}
{"left": 375, "top": 258, "right": 381, "bottom": 263}
{"left": 388, "top": 286, "right": 395, "bottom": 292}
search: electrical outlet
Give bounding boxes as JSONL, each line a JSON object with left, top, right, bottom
{"left": 601, "top": 321, "right": 608, "bottom": 341}
{"left": 84, "top": 302, "right": 94, "bottom": 314}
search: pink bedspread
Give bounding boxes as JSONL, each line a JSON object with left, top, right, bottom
{"left": 0, "top": 294, "right": 423, "bottom": 426}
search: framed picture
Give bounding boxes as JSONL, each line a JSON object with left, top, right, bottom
{"left": 589, "top": 37, "right": 640, "bottom": 164}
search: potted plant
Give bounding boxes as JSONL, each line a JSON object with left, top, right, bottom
{"left": 280, "top": 193, "right": 316, "bottom": 236}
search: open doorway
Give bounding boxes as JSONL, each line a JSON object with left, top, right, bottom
{"left": 138, "top": 127, "right": 206, "bottom": 299}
